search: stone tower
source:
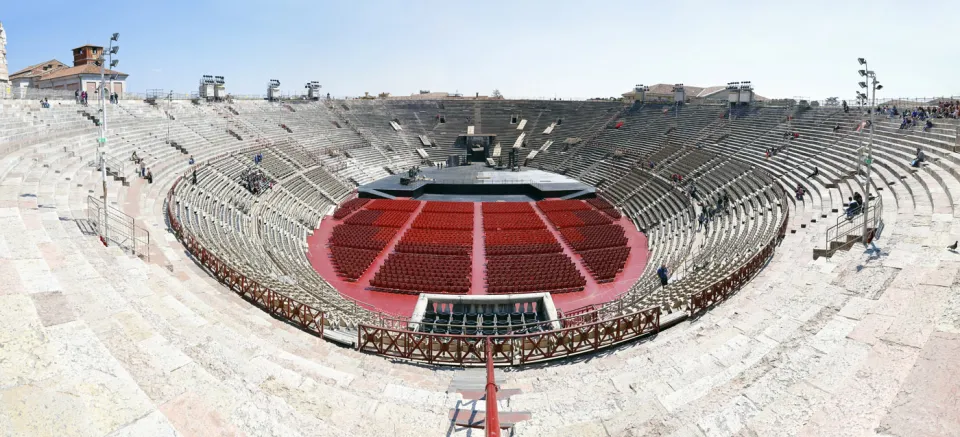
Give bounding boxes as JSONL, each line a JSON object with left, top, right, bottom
{"left": 0, "top": 21, "right": 8, "bottom": 93}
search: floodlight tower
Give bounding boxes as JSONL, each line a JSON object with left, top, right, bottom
{"left": 306, "top": 81, "right": 322, "bottom": 100}
{"left": 857, "top": 57, "right": 881, "bottom": 244}
{"left": 267, "top": 79, "right": 281, "bottom": 102}
{"left": 634, "top": 84, "right": 649, "bottom": 103}
{"left": 96, "top": 32, "right": 119, "bottom": 246}
{"left": 213, "top": 76, "right": 227, "bottom": 101}
{"left": 199, "top": 75, "right": 215, "bottom": 100}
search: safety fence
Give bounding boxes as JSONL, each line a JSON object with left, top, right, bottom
{"left": 357, "top": 306, "right": 660, "bottom": 366}
{"left": 165, "top": 176, "right": 325, "bottom": 338}
{"left": 87, "top": 195, "right": 150, "bottom": 260}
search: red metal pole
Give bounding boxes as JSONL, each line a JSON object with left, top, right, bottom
{"left": 485, "top": 338, "right": 501, "bottom": 437}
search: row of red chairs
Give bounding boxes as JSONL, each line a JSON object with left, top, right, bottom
{"left": 370, "top": 280, "right": 469, "bottom": 294}
{"left": 486, "top": 253, "right": 585, "bottom": 293}
{"left": 600, "top": 207, "right": 622, "bottom": 219}
{"left": 586, "top": 197, "right": 614, "bottom": 210}
{"left": 332, "top": 198, "right": 370, "bottom": 219}
{"left": 483, "top": 213, "right": 546, "bottom": 231}
{"left": 344, "top": 210, "right": 412, "bottom": 228}
{"left": 412, "top": 212, "right": 474, "bottom": 230}
{"left": 486, "top": 243, "right": 560, "bottom": 256}
{"left": 482, "top": 202, "right": 534, "bottom": 214}
{"left": 559, "top": 224, "right": 628, "bottom": 251}
{"left": 423, "top": 201, "right": 474, "bottom": 213}
{"left": 579, "top": 246, "right": 631, "bottom": 282}
{"left": 484, "top": 229, "right": 557, "bottom": 246}
{"left": 536, "top": 199, "right": 591, "bottom": 212}
{"left": 329, "top": 224, "right": 398, "bottom": 251}
{"left": 329, "top": 246, "right": 379, "bottom": 280}
{"left": 543, "top": 210, "right": 613, "bottom": 228}
{"left": 371, "top": 253, "right": 471, "bottom": 294}
{"left": 395, "top": 243, "right": 470, "bottom": 256}
{"left": 399, "top": 228, "right": 472, "bottom": 246}
{"left": 366, "top": 199, "right": 421, "bottom": 212}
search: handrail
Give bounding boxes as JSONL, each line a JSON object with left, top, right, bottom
{"left": 823, "top": 194, "right": 882, "bottom": 249}
{"left": 485, "top": 338, "right": 501, "bottom": 437}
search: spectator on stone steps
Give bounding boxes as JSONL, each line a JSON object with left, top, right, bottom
{"left": 806, "top": 166, "right": 819, "bottom": 179}
{"left": 657, "top": 264, "right": 669, "bottom": 287}
{"left": 846, "top": 197, "right": 860, "bottom": 220}
{"left": 192, "top": 169, "right": 197, "bottom": 185}
{"left": 189, "top": 155, "right": 195, "bottom": 165}
{"left": 75, "top": 90, "right": 80, "bottom": 104}
{"left": 854, "top": 192, "right": 863, "bottom": 207}
{"left": 924, "top": 120, "right": 934, "bottom": 132}
{"left": 833, "top": 123, "right": 842, "bottom": 133}
{"left": 795, "top": 184, "right": 805, "bottom": 201}
{"left": 146, "top": 169, "right": 153, "bottom": 184}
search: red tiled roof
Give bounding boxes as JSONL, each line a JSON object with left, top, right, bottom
{"left": 39, "top": 64, "right": 127, "bottom": 81}
{"left": 9, "top": 59, "right": 69, "bottom": 79}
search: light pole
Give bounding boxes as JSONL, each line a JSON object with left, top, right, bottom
{"left": 857, "top": 58, "right": 881, "bottom": 244}
{"left": 97, "top": 32, "right": 119, "bottom": 245}
{"left": 854, "top": 90, "right": 868, "bottom": 176}
{"left": 166, "top": 90, "right": 173, "bottom": 145}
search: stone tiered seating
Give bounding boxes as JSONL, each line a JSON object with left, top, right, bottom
{"left": 1, "top": 96, "right": 957, "bottom": 436}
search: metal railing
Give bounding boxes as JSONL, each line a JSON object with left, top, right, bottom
{"left": 357, "top": 306, "right": 661, "bottom": 366}
{"left": 824, "top": 194, "right": 882, "bottom": 250}
{"left": 87, "top": 195, "right": 150, "bottom": 260}
{"left": 485, "top": 338, "right": 501, "bottom": 437}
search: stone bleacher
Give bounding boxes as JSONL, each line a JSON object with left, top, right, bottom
{"left": 2, "top": 96, "right": 958, "bottom": 436}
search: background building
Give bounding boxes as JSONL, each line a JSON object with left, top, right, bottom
{"left": 8, "top": 44, "right": 128, "bottom": 96}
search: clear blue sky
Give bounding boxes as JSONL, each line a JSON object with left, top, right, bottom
{"left": 4, "top": 0, "right": 959, "bottom": 100}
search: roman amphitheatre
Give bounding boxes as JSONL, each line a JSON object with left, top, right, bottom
{"left": 0, "top": 27, "right": 958, "bottom": 437}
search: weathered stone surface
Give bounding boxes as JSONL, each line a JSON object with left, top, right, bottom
{"left": 879, "top": 331, "right": 960, "bottom": 437}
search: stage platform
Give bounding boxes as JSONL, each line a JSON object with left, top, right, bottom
{"left": 358, "top": 163, "right": 595, "bottom": 201}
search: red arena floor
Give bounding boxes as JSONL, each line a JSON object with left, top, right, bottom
{"left": 306, "top": 199, "right": 649, "bottom": 318}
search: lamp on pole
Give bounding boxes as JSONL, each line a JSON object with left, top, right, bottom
{"left": 857, "top": 57, "right": 880, "bottom": 244}
{"left": 166, "top": 90, "right": 173, "bottom": 145}
{"left": 97, "top": 32, "right": 119, "bottom": 246}
{"left": 854, "top": 90, "right": 868, "bottom": 176}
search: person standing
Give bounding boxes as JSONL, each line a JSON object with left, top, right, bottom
{"left": 657, "top": 264, "right": 669, "bottom": 287}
